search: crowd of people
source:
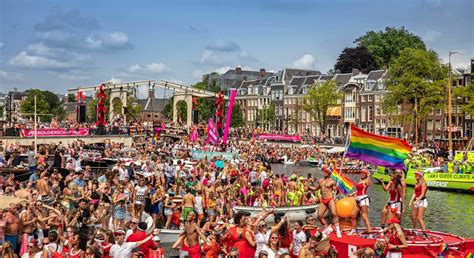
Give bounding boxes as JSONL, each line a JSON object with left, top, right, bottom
{"left": 0, "top": 122, "right": 471, "bottom": 258}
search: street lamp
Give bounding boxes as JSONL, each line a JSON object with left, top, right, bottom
{"left": 448, "top": 51, "right": 459, "bottom": 157}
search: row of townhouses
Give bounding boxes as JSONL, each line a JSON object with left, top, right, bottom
{"left": 226, "top": 64, "right": 473, "bottom": 142}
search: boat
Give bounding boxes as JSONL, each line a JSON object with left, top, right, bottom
{"left": 158, "top": 229, "right": 183, "bottom": 244}
{"left": 233, "top": 204, "right": 319, "bottom": 223}
{"left": 282, "top": 155, "right": 295, "bottom": 165}
{"left": 108, "top": 212, "right": 155, "bottom": 233}
{"left": 373, "top": 166, "right": 474, "bottom": 193}
{"left": 330, "top": 227, "right": 474, "bottom": 257}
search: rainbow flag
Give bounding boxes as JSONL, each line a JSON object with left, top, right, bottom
{"left": 330, "top": 168, "right": 355, "bottom": 195}
{"left": 465, "top": 251, "right": 473, "bottom": 258}
{"left": 346, "top": 125, "right": 412, "bottom": 169}
{"left": 439, "top": 243, "right": 449, "bottom": 256}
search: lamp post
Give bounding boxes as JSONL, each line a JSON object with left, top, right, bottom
{"left": 448, "top": 51, "right": 458, "bottom": 156}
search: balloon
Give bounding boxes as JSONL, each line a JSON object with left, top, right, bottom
{"left": 336, "top": 197, "right": 356, "bottom": 219}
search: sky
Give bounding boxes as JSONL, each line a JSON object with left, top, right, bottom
{"left": 0, "top": 0, "right": 472, "bottom": 97}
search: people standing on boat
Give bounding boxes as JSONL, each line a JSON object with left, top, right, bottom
{"left": 314, "top": 167, "right": 342, "bottom": 238}
{"left": 183, "top": 211, "right": 209, "bottom": 258}
{"left": 380, "top": 173, "right": 404, "bottom": 229}
{"left": 409, "top": 171, "right": 428, "bottom": 235}
{"left": 383, "top": 218, "right": 408, "bottom": 258}
{"left": 350, "top": 169, "right": 372, "bottom": 234}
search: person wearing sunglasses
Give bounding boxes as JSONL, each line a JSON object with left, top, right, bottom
{"left": 21, "top": 239, "right": 39, "bottom": 258}
{"left": 260, "top": 232, "right": 280, "bottom": 258}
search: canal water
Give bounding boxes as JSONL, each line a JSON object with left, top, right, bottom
{"left": 272, "top": 164, "right": 474, "bottom": 238}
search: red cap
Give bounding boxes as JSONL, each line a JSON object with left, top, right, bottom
{"left": 415, "top": 171, "right": 423, "bottom": 177}
{"left": 361, "top": 169, "right": 370, "bottom": 175}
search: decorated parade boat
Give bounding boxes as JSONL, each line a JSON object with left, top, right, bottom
{"left": 373, "top": 166, "right": 474, "bottom": 193}
{"left": 329, "top": 227, "right": 474, "bottom": 257}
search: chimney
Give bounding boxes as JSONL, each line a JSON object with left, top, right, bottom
{"left": 14, "top": 87, "right": 18, "bottom": 92}
{"left": 259, "top": 68, "right": 266, "bottom": 78}
{"left": 352, "top": 69, "right": 360, "bottom": 75}
{"left": 235, "top": 67, "right": 242, "bottom": 75}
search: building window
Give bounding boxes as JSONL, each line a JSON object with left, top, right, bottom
{"left": 361, "top": 107, "right": 366, "bottom": 122}
{"left": 375, "top": 95, "right": 380, "bottom": 102}
{"left": 345, "top": 93, "right": 353, "bottom": 103}
{"left": 376, "top": 105, "right": 381, "bottom": 115}
{"left": 368, "top": 106, "right": 373, "bottom": 121}
{"left": 368, "top": 95, "right": 373, "bottom": 101}
{"left": 436, "top": 109, "right": 442, "bottom": 115}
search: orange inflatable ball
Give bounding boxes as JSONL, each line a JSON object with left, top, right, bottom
{"left": 336, "top": 197, "right": 356, "bottom": 219}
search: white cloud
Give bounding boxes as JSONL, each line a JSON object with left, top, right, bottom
{"left": 440, "top": 50, "right": 471, "bottom": 70}
{"left": 128, "top": 62, "right": 170, "bottom": 74}
{"left": 0, "top": 42, "right": 4, "bottom": 49}
{"left": 48, "top": 71, "right": 89, "bottom": 81}
{"left": 200, "top": 50, "right": 219, "bottom": 64}
{"left": 0, "top": 69, "right": 24, "bottom": 81}
{"left": 85, "top": 32, "right": 131, "bottom": 50}
{"left": 214, "top": 65, "right": 254, "bottom": 74}
{"left": 289, "top": 54, "right": 317, "bottom": 70}
{"left": 107, "top": 77, "right": 122, "bottom": 84}
{"left": 422, "top": 30, "right": 442, "bottom": 43}
{"left": 192, "top": 70, "right": 204, "bottom": 79}
{"left": 9, "top": 51, "right": 71, "bottom": 69}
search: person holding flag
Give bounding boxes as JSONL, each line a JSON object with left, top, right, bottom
{"left": 314, "top": 166, "right": 342, "bottom": 238}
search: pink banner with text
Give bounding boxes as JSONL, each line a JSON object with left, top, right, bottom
{"left": 256, "top": 133, "right": 302, "bottom": 142}
{"left": 21, "top": 128, "right": 90, "bottom": 138}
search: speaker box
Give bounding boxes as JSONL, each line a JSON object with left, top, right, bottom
{"left": 77, "top": 105, "right": 86, "bottom": 123}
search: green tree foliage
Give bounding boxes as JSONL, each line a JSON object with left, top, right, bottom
{"left": 67, "top": 93, "right": 75, "bottom": 102}
{"left": 163, "top": 97, "right": 173, "bottom": 119}
{"left": 87, "top": 98, "right": 99, "bottom": 122}
{"left": 20, "top": 90, "right": 52, "bottom": 121}
{"left": 335, "top": 46, "right": 378, "bottom": 74}
{"left": 112, "top": 98, "right": 123, "bottom": 119}
{"left": 354, "top": 27, "right": 426, "bottom": 68}
{"left": 303, "top": 79, "right": 342, "bottom": 136}
{"left": 454, "top": 81, "right": 474, "bottom": 116}
{"left": 384, "top": 48, "right": 447, "bottom": 125}
{"left": 230, "top": 102, "right": 244, "bottom": 127}
{"left": 125, "top": 95, "right": 142, "bottom": 122}
{"left": 258, "top": 104, "right": 276, "bottom": 129}
{"left": 176, "top": 100, "right": 187, "bottom": 123}
{"left": 192, "top": 73, "right": 221, "bottom": 123}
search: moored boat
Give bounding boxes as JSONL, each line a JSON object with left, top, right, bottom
{"left": 158, "top": 229, "right": 183, "bottom": 244}
{"left": 373, "top": 166, "right": 474, "bottom": 193}
{"left": 233, "top": 204, "right": 318, "bottom": 223}
{"left": 330, "top": 227, "right": 474, "bottom": 257}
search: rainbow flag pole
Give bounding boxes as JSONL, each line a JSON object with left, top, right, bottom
{"left": 333, "top": 123, "right": 354, "bottom": 195}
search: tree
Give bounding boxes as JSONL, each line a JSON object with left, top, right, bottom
{"left": 67, "top": 93, "right": 75, "bottom": 102}
{"left": 303, "top": 80, "right": 342, "bottom": 136}
{"left": 335, "top": 46, "right": 378, "bottom": 74}
{"left": 288, "top": 100, "right": 304, "bottom": 132}
{"left": 87, "top": 98, "right": 99, "bottom": 122}
{"left": 111, "top": 98, "right": 123, "bottom": 118}
{"left": 125, "top": 95, "right": 142, "bottom": 122}
{"left": 454, "top": 81, "right": 474, "bottom": 116}
{"left": 354, "top": 27, "right": 426, "bottom": 68}
{"left": 176, "top": 100, "right": 187, "bottom": 123}
{"left": 192, "top": 73, "right": 221, "bottom": 123}
{"left": 230, "top": 102, "right": 244, "bottom": 127}
{"left": 384, "top": 48, "right": 447, "bottom": 138}
{"left": 258, "top": 104, "right": 276, "bottom": 130}
{"left": 163, "top": 97, "right": 173, "bottom": 119}
{"left": 20, "top": 90, "right": 52, "bottom": 121}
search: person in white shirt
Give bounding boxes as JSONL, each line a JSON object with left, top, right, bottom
{"left": 110, "top": 229, "right": 153, "bottom": 258}
{"left": 291, "top": 221, "right": 306, "bottom": 256}
{"left": 254, "top": 221, "right": 271, "bottom": 257}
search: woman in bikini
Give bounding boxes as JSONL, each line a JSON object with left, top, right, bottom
{"left": 350, "top": 169, "right": 372, "bottom": 234}
{"left": 409, "top": 171, "right": 428, "bottom": 234}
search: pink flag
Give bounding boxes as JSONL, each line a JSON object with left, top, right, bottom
{"left": 222, "top": 88, "right": 237, "bottom": 144}
{"left": 206, "top": 118, "right": 219, "bottom": 145}
{"left": 189, "top": 127, "right": 199, "bottom": 142}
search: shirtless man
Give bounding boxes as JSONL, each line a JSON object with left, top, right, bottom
{"left": 314, "top": 167, "right": 342, "bottom": 237}
{"left": 395, "top": 169, "right": 407, "bottom": 215}
{"left": 182, "top": 212, "right": 208, "bottom": 258}
{"left": 14, "top": 182, "right": 32, "bottom": 200}
{"left": 288, "top": 176, "right": 298, "bottom": 206}
{"left": 5, "top": 203, "right": 20, "bottom": 251}
{"left": 20, "top": 203, "right": 38, "bottom": 250}
{"left": 37, "top": 172, "right": 54, "bottom": 204}
{"left": 273, "top": 174, "right": 284, "bottom": 206}
{"left": 182, "top": 188, "right": 195, "bottom": 221}
{"left": 298, "top": 236, "right": 318, "bottom": 258}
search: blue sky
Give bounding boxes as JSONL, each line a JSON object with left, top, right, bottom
{"left": 0, "top": 0, "right": 472, "bottom": 96}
